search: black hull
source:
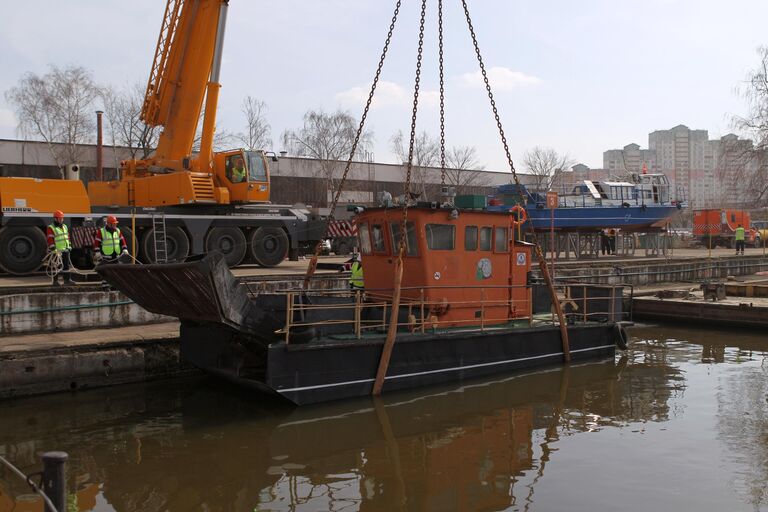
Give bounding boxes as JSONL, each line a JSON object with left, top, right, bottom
{"left": 181, "top": 322, "right": 617, "bottom": 405}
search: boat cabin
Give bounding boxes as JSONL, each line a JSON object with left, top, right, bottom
{"left": 354, "top": 207, "right": 532, "bottom": 328}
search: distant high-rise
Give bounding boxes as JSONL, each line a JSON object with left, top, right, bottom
{"left": 603, "top": 125, "right": 757, "bottom": 208}
{"left": 603, "top": 143, "right": 657, "bottom": 175}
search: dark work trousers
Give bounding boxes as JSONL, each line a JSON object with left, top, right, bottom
{"left": 735, "top": 240, "right": 745, "bottom": 254}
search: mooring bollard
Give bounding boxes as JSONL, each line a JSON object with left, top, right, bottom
{"left": 41, "top": 451, "right": 68, "bottom": 512}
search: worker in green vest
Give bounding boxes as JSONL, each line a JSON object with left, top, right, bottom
{"left": 735, "top": 224, "right": 746, "bottom": 255}
{"left": 348, "top": 251, "right": 364, "bottom": 290}
{"left": 231, "top": 156, "right": 246, "bottom": 183}
{"left": 46, "top": 209, "right": 73, "bottom": 286}
{"left": 93, "top": 215, "right": 129, "bottom": 264}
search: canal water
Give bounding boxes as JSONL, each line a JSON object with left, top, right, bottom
{"left": 1, "top": 323, "right": 767, "bottom": 511}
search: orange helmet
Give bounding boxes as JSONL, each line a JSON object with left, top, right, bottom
{"left": 106, "top": 215, "right": 118, "bottom": 225}
{"left": 53, "top": 210, "right": 64, "bottom": 219}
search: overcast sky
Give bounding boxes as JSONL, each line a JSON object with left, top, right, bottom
{"left": 1, "top": 0, "right": 766, "bottom": 172}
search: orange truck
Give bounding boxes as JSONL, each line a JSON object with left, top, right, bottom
{"left": 693, "top": 209, "right": 761, "bottom": 248}
{"left": 0, "top": 0, "right": 325, "bottom": 275}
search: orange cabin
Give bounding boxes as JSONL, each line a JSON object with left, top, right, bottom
{"left": 355, "top": 207, "right": 532, "bottom": 328}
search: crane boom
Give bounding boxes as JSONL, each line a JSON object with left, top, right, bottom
{"left": 139, "top": 0, "right": 228, "bottom": 170}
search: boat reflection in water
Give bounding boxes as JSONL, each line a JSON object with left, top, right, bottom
{"left": 0, "top": 337, "right": 695, "bottom": 512}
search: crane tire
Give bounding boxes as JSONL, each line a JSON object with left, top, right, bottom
{"left": 614, "top": 323, "right": 629, "bottom": 350}
{"left": 248, "top": 227, "right": 288, "bottom": 267}
{"left": 205, "top": 227, "right": 247, "bottom": 267}
{"left": 141, "top": 226, "right": 189, "bottom": 263}
{"left": 0, "top": 226, "right": 47, "bottom": 275}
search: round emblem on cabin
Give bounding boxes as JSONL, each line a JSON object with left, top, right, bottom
{"left": 434, "top": 271, "right": 441, "bottom": 280}
{"left": 476, "top": 258, "right": 492, "bottom": 279}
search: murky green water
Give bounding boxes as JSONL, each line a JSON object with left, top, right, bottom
{"left": 1, "top": 323, "right": 767, "bottom": 511}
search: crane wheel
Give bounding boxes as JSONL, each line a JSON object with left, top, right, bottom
{"left": 205, "top": 227, "right": 247, "bottom": 267}
{"left": 0, "top": 226, "right": 47, "bottom": 275}
{"left": 141, "top": 226, "right": 189, "bottom": 263}
{"left": 248, "top": 227, "right": 288, "bottom": 267}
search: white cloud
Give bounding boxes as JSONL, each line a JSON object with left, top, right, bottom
{"left": 335, "top": 81, "right": 438, "bottom": 109}
{"left": 459, "top": 66, "right": 541, "bottom": 90}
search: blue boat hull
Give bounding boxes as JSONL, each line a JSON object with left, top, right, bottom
{"left": 487, "top": 204, "right": 680, "bottom": 231}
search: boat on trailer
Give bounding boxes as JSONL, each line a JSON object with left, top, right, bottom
{"left": 488, "top": 173, "right": 685, "bottom": 231}
{"left": 98, "top": 205, "right": 627, "bottom": 405}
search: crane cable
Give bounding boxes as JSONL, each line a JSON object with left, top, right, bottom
{"left": 459, "top": 0, "right": 570, "bottom": 360}
{"left": 302, "top": 0, "right": 403, "bottom": 290}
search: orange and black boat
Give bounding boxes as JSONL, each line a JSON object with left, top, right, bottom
{"left": 98, "top": 203, "right": 628, "bottom": 405}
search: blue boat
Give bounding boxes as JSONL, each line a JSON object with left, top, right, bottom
{"left": 487, "top": 173, "right": 685, "bottom": 232}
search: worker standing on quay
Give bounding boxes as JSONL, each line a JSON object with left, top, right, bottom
{"left": 348, "top": 251, "right": 364, "bottom": 291}
{"left": 47, "top": 210, "right": 73, "bottom": 286}
{"left": 600, "top": 230, "right": 610, "bottom": 256}
{"left": 735, "top": 224, "right": 746, "bottom": 255}
{"left": 608, "top": 229, "right": 617, "bottom": 255}
{"left": 93, "top": 215, "right": 129, "bottom": 265}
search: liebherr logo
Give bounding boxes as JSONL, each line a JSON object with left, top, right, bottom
{"left": 2, "top": 207, "right": 35, "bottom": 212}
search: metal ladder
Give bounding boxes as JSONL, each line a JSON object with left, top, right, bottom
{"left": 151, "top": 213, "right": 168, "bottom": 263}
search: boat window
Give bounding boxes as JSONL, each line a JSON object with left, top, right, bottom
{"left": 479, "top": 227, "right": 492, "bottom": 251}
{"left": 494, "top": 226, "right": 509, "bottom": 252}
{"left": 358, "top": 223, "right": 372, "bottom": 255}
{"left": 371, "top": 224, "right": 387, "bottom": 253}
{"left": 390, "top": 221, "right": 418, "bottom": 256}
{"left": 465, "top": 226, "right": 478, "bottom": 251}
{"left": 426, "top": 224, "right": 455, "bottom": 250}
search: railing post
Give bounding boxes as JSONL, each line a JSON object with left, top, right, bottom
{"left": 355, "top": 290, "right": 362, "bottom": 339}
{"left": 480, "top": 288, "right": 485, "bottom": 332}
{"left": 583, "top": 285, "right": 588, "bottom": 322}
{"left": 420, "top": 288, "right": 425, "bottom": 334}
{"left": 42, "top": 451, "right": 67, "bottom": 512}
{"left": 285, "top": 292, "right": 292, "bottom": 344}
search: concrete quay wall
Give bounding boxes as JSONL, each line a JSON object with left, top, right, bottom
{"left": 542, "top": 256, "right": 768, "bottom": 286}
{"left": 0, "top": 330, "right": 192, "bottom": 399}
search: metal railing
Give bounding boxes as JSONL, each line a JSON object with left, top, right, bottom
{"left": 277, "top": 283, "right": 628, "bottom": 344}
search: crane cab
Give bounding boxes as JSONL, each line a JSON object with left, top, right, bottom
{"left": 213, "top": 150, "right": 271, "bottom": 204}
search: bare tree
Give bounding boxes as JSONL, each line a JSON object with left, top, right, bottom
{"left": 390, "top": 130, "right": 440, "bottom": 197}
{"left": 237, "top": 96, "right": 272, "bottom": 151}
{"left": 282, "top": 109, "right": 372, "bottom": 205}
{"left": 100, "top": 82, "right": 160, "bottom": 162}
{"left": 444, "top": 145, "right": 490, "bottom": 192}
{"left": 733, "top": 46, "right": 768, "bottom": 206}
{"left": 522, "top": 146, "right": 575, "bottom": 192}
{"left": 5, "top": 65, "right": 99, "bottom": 177}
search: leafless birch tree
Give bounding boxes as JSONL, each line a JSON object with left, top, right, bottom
{"left": 733, "top": 46, "right": 768, "bottom": 206}
{"left": 100, "top": 82, "right": 160, "bottom": 163}
{"left": 237, "top": 96, "right": 272, "bottom": 151}
{"left": 5, "top": 65, "right": 99, "bottom": 177}
{"left": 445, "top": 145, "right": 490, "bottom": 192}
{"left": 522, "top": 146, "right": 575, "bottom": 192}
{"left": 282, "top": 109, "right": 372, "bottom": 205}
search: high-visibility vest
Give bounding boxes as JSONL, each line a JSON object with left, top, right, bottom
{"left": 49, "top": 224, "right": 71, "bottom": 251}
{"left": 735, "top": 227, "right": 746, "bottom": 241}
{"left": 100, "top": 227, "right": 121, "bottom": 256}
{"left": 350, "top": 261, "right": 364, "bottom": 288}
{"left": 233, "top": 166, "right": 246, "bottom": 182}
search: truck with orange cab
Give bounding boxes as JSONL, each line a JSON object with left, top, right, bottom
{"left": 693, "top": 209, "right": 760, "bottom": 248}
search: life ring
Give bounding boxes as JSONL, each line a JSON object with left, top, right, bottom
{"left": 614, "top": 323, "right": 629, "bottom": 350}
{"left": 510, "top": 205, "right": 528, "bottom": 226}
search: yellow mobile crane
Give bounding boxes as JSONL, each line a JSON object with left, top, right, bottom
{"left": 0, "top": 0, "right": 320, "bottom": 274}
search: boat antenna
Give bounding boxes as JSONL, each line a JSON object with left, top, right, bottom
{"left": 302, "top": 1, "right": 403, "bottom": 290}
{"left": 459, "top": 0, "right": 571, "bottom": 360}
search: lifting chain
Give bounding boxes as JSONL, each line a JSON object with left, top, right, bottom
{"left": 398, "top": 0, "right": 429, "bottom": 255}
{"left": 438, "top": 0, "right": 447, "bottom": 187}
{"left": 460, "top": 0, "right": 570, "bottom": 360}
{"left": 303, "top": 0, "right": 403, "bottom": 289}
